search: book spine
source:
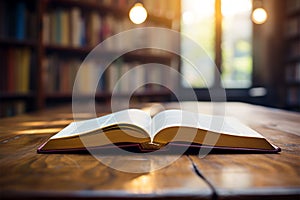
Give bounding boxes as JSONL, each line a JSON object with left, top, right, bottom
{"left": 44, "top": 55, "right": 104, "bottom": 94}
{"left": 15, "top": 2, "right": 26, "bottom": 40}
{"left": 55, "top": 9, "right": 62, "bottom": 45}
{"left": 70, "top": 7, "right": 81, "bottom": 47}
{"left": 79, "top": 15, "right": 86, "bottom": 46}
{"left": 0, "top": 2, "right": 5, "bottom": 38}
{"left": 61, "top": 10, "right": 69, "bottom": 46}
{"left": 7, "top": 48, "right": 15, "bottom": 93}
{"left": 42, "top": 13, "right": 50, "bottom": 44}
{"left": 26, "top": 8, "right": 37, "bottom": 40}
{"left": 20, "top": 48, "right": 31, "bottom": 93}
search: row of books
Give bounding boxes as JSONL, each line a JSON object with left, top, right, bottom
{"left": 0, "top": 1, "right": 37, "bottom": 40}
{"left": 43, "top": 7, "right": 137, "bottom": 48}
{"left": 108, "top": 61, "right": 158, "bottom": 94}
{"left": 43, "top": 55, "right": 175, "bottom": 95}
{"left": 0, "top": 101, "right": 26, "bottom": 118}
{"left": 42, "top": 7, "right": 173, "bottom": 50}
{"left": 0, "top": 47, "right": 33, "bottom": 93}
{"left": 89, "top": 60, "right": 175, "bottom": 94}
{"left": 43, "top": 8, "right": 86, "bottom": 47}
{"left": 286, "top": 62, "right": 300, "bottom": 83}
{"left": 44, "top": 55, "right": 81, "bottom": 94}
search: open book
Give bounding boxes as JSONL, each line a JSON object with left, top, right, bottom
{"left": 37, "top": 109, "right": 280, "bottom": 153}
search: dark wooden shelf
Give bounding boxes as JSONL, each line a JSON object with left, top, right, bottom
{"left": 286, "top": 81, "right": 300, "bottom": 86}
{"left": 110, "top": 89, "right": 172, "bottom": 98}
{"left": 0, "top": 38, "right": 37, "bottom": 47}
{"left": 46, "top": 93, "right": 73, "bottom": 99}
{"left": 124, "top": 51, "right": 175, "bottom": 63}
{"left": 134, "top": 89, "right": 172, "bottom": 97}
{"left": 44, "top": 44, "right": 176, "bottom": 63}
{"left": 286, "top": 34, "right": 300, "bottom": 42}
{"left": 45, "top": 90, "right": 171, "bottom": 100}
{"left": 0, "top": 92, "right": 35, "bottom": 100}
{"left": 45, "top": 92, "right": 111, "bottom": 102}
{"left": 45, "top": 44, "right": 92, "bottom": 54}
{"left": 286, "top": 57, "right": 300, "bottom": 63}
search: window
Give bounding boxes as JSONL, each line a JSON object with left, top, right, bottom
{"left": 181, "top": 0, "right": 253, "bottom": 89}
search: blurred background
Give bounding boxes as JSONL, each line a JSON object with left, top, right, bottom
{"left": 0, "top": 0, "right": 299, "bottom": 117}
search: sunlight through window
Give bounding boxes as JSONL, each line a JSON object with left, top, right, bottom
{"left": 181, "top": 0, "right": 253, "bottom": 88}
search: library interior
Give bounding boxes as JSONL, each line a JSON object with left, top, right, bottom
{"left": 0, "top": 0, "right": 299, "bottom": 200}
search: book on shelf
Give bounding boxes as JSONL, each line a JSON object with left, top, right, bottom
{"left": 0, "top": 1, "right": 37, "bottom": 40}
{"left": 108, "top": 61, "right": 146, "bottom": 94}
{"left": 15, "top": 1, "right": 26, "bottom": 40}
{"left": 37, "top": 109, "right": 280, "bottom": 153}
{"left": 0, "top": 101, "right": 26, "bottom": 118}
{"left": 286, "top": 63, "right": 300, "bottom": 83}
{"left": 106, "top": 61, "right": 177, "bottom": 94}
{"left": 0, "top": 47, "right": 32, "bottom": 93}
{"left": 43, "top": 7, "right": 130, "bottom": 48}
{"left": 44, "top": 55, "right": 173, "bottom": 95}
{"left": 43, "top": 7, "right": 86, "bottom": 47}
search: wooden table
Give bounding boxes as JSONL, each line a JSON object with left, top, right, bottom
{"left": 0, "top": 102, "right": 299, "bottom": 199}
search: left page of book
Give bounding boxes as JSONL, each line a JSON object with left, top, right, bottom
{"left": 51, "top": 109, "right": 152, "bottom": 139}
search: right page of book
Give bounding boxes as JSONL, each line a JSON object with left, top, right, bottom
{"left": 151, "top": 110, "right": 264, "bottom": 138}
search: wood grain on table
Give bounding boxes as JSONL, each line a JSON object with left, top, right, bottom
{"left": 0, "top": 104, "right": 211, "bottom": 199}
{"left": 0, "top": 102, "right": 299, "bottom": 200}
{"left": 187, "top": 102, "right": 300, "bottom": 200}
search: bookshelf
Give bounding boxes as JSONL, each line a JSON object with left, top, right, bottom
{"left": 0, "top": 0, "right": 39, "bottom": 117}
{"left": 0, "top": 0, "right": 180, "bottom": 117}
{"left": 284, "top": 0, "right": 300, "bottom": 111}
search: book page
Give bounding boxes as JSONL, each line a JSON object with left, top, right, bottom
{"left": 152, "top": 110, "right": 264, "bottom": 138}
{"left": 51, "top": 109, "right": 151, "bottom": 139}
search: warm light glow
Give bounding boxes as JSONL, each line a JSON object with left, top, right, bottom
{"left": 182, "top": 11, "right": 194, "bottom": 24}
{"left": 125, "top": 174, "right": 156, "bottom": 193}
{"left": 221, "top": 167, "right": 252, "bottom": 188}
{"left": 129, "top": 3, "right": 148, "bottom": 24}
{"left": 18, "top": 120, "right": 73, "bottom": 127}
{"left": 252, "top": 8, "right": 267, "bottom": 24}
{"left": 15, "top": 128, "right": 62, "bottom": 134}
{"left": 221, "top": 0, "right": 252, "bottom": 16}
